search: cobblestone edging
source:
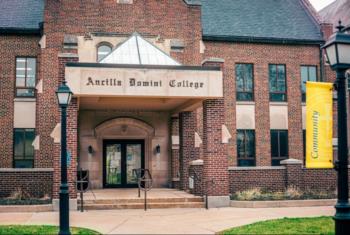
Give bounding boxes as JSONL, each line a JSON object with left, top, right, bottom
{"left": 230, "top": 199, "right": 336, "bottom": 208}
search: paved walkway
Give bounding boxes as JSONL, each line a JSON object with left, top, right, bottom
{"left": 0, "top": 207, "right": 334, "bottom": 234}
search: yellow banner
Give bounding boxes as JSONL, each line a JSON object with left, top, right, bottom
{"left": 306, "top": 82, "right": 333, "bottom": 169}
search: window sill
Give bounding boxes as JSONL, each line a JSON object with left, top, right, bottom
{"left": 14, "top": 98, "right": 36, "bottom": 102}
{"left": 236, "top": 101, "right": 255, "bottom": 105}
{"left": 269, "top": 102, "right": 288, "bottom": 106}
{"left": 228, "top": 166, "right": 286, "bottom": 170}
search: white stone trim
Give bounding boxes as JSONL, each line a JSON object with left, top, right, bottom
{"left": 36, "top": 79, "right": 43, "bottom": 94}
{"left": 0, "top": 168, "right": 54, "bottom": 172}
{"left": 32, "top": 135, "right": 40, "bottom": 150}
{"left": 280, "top": 158, "right": 303, "bottom": 165}
{"left": 58, "top": 53, "right": 79, "bottom": 58}
{"left": 228, "top": 166, "right": 286, "bottom": 171}
{"left": 190, "top": 159, "right": 203, "bottom": 166}
{"left": 222, "top": 125, "right": 232, "bottom": 144}
{"left": 202, "top": 57, "right": 225, "bottom": 65}
{"left": 50, "top": 123, "right": 61, "bottom": 143}
{"left": 195, "top": 132, "right": 202, "bottom": 148}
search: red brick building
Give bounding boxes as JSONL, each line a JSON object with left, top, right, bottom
{"left": 0, "top": 0, "right": 342, "bottom": 208}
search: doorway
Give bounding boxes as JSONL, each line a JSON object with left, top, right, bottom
{"left": 103, "top": 140, "right": 145, "bottom": 188}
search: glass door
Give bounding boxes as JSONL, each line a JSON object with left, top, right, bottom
{"left": 103, "top": 140, "right": 144, "bottom": 188}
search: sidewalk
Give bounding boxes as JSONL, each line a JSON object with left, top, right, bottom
{"left": 0, "top": 206, "right": 334, "bottom": 234}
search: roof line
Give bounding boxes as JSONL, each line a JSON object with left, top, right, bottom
{"left": 66, "top": 62, "right": 221, "bottom": 71}
{"left": 0, "top": 27, "right": 41, "bottom": 35}
{"left": 202, "top": 35, "right": 324, "bottom": 45}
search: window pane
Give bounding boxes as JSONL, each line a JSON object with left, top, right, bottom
{"left": 237, "top": 130, "right": 245, "bottom": 158}
{"left": 245, "top": 130, "right": 255, "bottom": 157}
{"left": 16, "top": 88, "right": 35, "bottom": 97}
{"left": 26, "top": 58, "right": 36, "bottom": 88}
{"left": 301, "top": 66, "right": 308, "bottom": 94}
{"left": 271, "top": 131, "right": 279, "bottom": 157}
{"left": 270, "top": 93, "right": 286, "bottom": 102}
{"left": 25, "top": 129, "right": 35, "bottom": 159}
{"left": 279, "top": 131, "right": 288, "bottom": 157}
{"left": 237, "top": 92, "right": 253, "bottom": 101}
{"left": 244, "top": 64, "right": 253, "bottom": 91}
{"left": 277, "top": 65, "right": 286, "bottom": 92}
{"left": 236, "top": 64, "right": 244, "bottom": 92}
{"left": 269, "top": 65, "right": 277, "bottom": 92}
{"left": 14, "top": 160, "right": 33, "bottom": 168}
{"left": 238, "top": 159, "right": 255, "bottom": 167}
{"left": 98, "top": 45, "right": 112, "bottom": 61}
{"left": 14, "top": 129, "right": 24, "bottom": 159}
{"left": 309, "top": 66, "right": 317, "bottom": 82}
{"left": 16, "top": 58, "right": 26, "bottom": 87}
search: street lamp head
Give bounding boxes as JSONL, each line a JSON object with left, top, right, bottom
{"left": 322, "top": 21, "right": 350, "bottom": 70}
{"left": 56, "top": 81, "right": 73, "bottom": 107}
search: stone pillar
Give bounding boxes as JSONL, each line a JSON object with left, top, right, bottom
{"left": 202, "top": 99, "right": 230, "bottom": 207}
{"left": 281, "top": 159, "right": 304, "bottom": 190}
{"left": 179, "top": 111, "right": 198, "bottom": 191}
{"left": 171, "top": 117, "right": 180, "bottom": 189}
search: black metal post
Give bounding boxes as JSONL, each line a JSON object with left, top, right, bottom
{"left": 335, "top": 68, "right": 350, "bottom": 235}
{"left": 59, "top": 106, "right": 71, "bottom": 235}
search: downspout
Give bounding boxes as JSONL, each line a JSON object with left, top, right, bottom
{"left": 320, "top": 44, "right": 325, "bottom": 82}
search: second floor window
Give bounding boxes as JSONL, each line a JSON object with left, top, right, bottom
{"left": 97, "top": 44, "right": 112, "bottom": 62}
{"left": 236, "top": 64, "right": 254, "bottom": 101}
{"left": 237, "top": 130, "right": 255, "bottom": 166}
{"left": 301, "top": 66, "right": 317, "bottom": 102}
{"left": 271, "top": 130, "right": 288, "bottom": 166}
{"left": 14, "top": 128, "right": 35, "bottom": 168}
{"left": 269, "top": 64, "right": 286, "bottom": 102}
{"left": 16, "top": 57, "right": 36, "bottom": 97}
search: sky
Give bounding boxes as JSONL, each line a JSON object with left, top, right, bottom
{"left": 309, "top": 0, "right": 336, "bottom": 11}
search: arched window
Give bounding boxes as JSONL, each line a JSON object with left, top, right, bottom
{"left": 97, "top": 43, "right": 112, "bottom": 62}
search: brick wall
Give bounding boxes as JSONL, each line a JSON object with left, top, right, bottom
{"left": 203, "top": 42, "right": 322, "bottom": 166}
{"left": 0, "top": 35, "right": 41, "bottom": 168}
{"left": 0, "top": 170, "right": 53, "bottom": 198}
{"left": 170, "top": 117, "right": 180, "bottom": 189}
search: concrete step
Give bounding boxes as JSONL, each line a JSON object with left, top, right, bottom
{"left": 79, "top": 202, "right": 205, "bottom": 210}
{"left": 79, "top": 197, "right": 203, "bottom": 205}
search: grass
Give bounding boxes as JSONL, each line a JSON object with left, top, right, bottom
{"left": 0, "top": 225, "right": 100, "bottom": 235}
{"left": 221, "top": 217, "right": 334, "bottom": 235}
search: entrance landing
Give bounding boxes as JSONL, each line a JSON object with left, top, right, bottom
{"left": 80, "top": 188, "right": 204, "bottom": 210}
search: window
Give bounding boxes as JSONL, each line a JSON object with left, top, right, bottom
{"left": 301, "top": 66, "right": 317, "bottom": 102}
{"left": 97, "top": 44, "right": 112, "bottom": 61}
{"left": 237, "top": 130, "right": 255, "bottom": 166}
{"left": 13, "top": 129, "right": 35, "bottom": 168}
{"left": 269, "top": 64, "right": 287, "bottom": 102}
{"left": 271, "top": 130, "right": 288, "bottom": 166}
{"left": 16, "top": 57, "right": 36, "bottom": 97}
{"left": 236, "top": 64, "right": 254, "bottom": 101}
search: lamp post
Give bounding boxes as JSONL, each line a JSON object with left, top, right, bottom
{"left": 322, "top": 21, "right": 350, "bottom": 235}
{"left": 56, "top": 81, "right": 73, "bottom": 235}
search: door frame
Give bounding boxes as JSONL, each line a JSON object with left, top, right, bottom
{"left": 103, "top": 139, "right": 145, "bottom": 188}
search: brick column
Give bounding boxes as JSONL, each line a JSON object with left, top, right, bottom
{"left": 179, "top": 111, "right": 198, "bottom": 191}
{"left": 52, "top": 55, "right": 78, "bottom": 210}
{"left": 255, "top": 63, "right": 271, "bottom": 166}
{"left": 171, "top": 117, "right": 180, "bottom": 189}
{"left": 202, "top": 99, "right": 230, "bottom": 207}
{"left": 281, "top": 159, "right": 304, "bottom": 190}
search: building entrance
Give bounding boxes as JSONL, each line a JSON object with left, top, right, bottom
{"left": 103, "top": 140, "right": 145, "bottom": 188}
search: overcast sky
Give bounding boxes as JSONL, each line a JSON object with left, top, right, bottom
{"left": 309, "top": 0, "right": 336, "bottom": 11}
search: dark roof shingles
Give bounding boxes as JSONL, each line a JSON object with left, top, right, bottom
{"left": 0, "top": 0, "right": 44, "bottom": 30}
{"left": 201, "top": 0, "right": 323, "bottom": 42}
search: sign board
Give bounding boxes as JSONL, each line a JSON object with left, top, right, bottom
{"left": 306, "top": 82, "right": 333, "bottom": 169}
{"left": 65, "top": 66, "right": 223, "bottom": 98}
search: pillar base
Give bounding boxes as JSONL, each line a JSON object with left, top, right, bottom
{"left": 205, "top": 196, "right": 230, "bottom": 208}
{"left": 52, "top": 199, "right": 78, "bottom": 211}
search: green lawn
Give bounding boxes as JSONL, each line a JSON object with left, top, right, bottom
{"left": 0, "top": 225, "right": 100, "bottom": 235}
{"left": 221, "top": 217, "right": 334, "bottom": 235}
